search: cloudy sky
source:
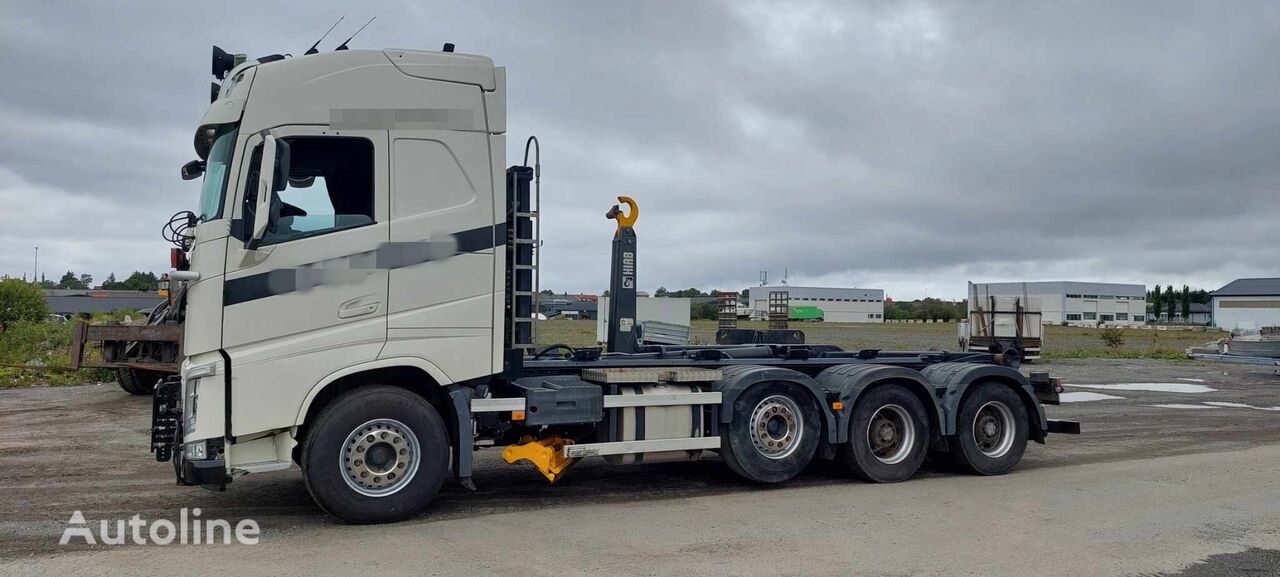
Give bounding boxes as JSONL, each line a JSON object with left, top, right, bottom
{"left": 2, "top": 1, "right": 1277, "bottom": 299}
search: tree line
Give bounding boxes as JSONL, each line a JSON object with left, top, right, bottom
{"left": 1147, "top": 284, "right": 1208, "bottom": 319}
{"left": 24, "top": 271, "right": 161, "bottom": 291}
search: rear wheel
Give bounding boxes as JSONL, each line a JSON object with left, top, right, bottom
{"left": 117, "top": 368, "right": 162, "bottom": 395}
{"left": 950, "top": 382, "right": 1028, "bottom": 475}
{"left": 840, "top": 384, "right": 929, "bottom": 483}
{"left": 720, "top": 382, "right": 820, "bottom": 483}
{"left": 301, "top": 386, "right": 449, "bottom": 524}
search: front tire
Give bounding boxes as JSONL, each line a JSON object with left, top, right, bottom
{"left": 949, "top": 382, "right": 1028, "bottom": 475}
{"left": 720, "top": 382, "right": 820, "bottom": 483}
{"left": 840, "top": 384, "right": 930, "bottom": 483}
{"left": 301, "top": 386, "right": 449, "bottom": 524}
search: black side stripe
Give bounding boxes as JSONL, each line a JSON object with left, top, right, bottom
{"left": 223, "top": 223, "right": 504, "bottom": 306}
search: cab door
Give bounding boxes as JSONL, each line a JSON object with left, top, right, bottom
{"left": 222, "top": 127, "right": 390, "bottom": 436}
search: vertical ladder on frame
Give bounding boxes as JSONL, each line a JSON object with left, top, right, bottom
{"left": 505, "top": 137, "right": 540, "bottom": 351}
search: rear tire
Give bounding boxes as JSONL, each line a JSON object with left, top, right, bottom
{"left": 949, "top": 382, "right": 1028, "bottom": 475}
{"left": 720, "top": 382, "right": 820, "bottom": 483}
{"left": 840, "top": 384, "right": 929, "bottom": 483}
{"left": 116, "top": 368, "right": 160, "bottom": 395}
{"left": 301, "top": 386, "right": 449, "bottom": 524}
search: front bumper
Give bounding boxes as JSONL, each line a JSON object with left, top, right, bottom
{"left": 151, "top": 375, "right": 229, "bottom": 486}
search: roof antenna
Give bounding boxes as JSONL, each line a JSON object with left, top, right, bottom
{"left": 335, "top": 17, "right": 375, "bottom": 51}
{"left": 305, "top": 16, "right": 344, "bottom": 55}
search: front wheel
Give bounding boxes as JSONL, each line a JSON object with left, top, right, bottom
{"left": 949, "top": 382, "right": 1028, "bottom": 475}
{"left": 720, "top": 382, "right": 821, "bottom": 484}
{"left": 301, "top": 386, "right": 449, "bottom": 524}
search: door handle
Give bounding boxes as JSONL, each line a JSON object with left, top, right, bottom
{"left": 338, "top": 297, "right": 381, "bottom": 319}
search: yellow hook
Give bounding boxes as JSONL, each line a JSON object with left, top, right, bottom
{"left": 605, "top": 196, "right": 639, "bottom": 229}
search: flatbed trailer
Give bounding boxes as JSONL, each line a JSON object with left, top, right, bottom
{"left": 67, "top": 288, "right": 184, "bottom": 395}
{"left": 149, "top": 42, "right": 1077, "bottom": 524}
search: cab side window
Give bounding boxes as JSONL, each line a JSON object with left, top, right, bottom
{"left": 243, "top": 136, "right": 376, "bottom": 245}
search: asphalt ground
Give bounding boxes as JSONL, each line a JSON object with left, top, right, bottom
{"left": 1, "top": 358, "right": 1277, "bottom": 575}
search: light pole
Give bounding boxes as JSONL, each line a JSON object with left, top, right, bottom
{"left": 33, "top": 246, "right": 38, "bottom": 285}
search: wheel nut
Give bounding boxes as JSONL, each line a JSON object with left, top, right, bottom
{"left": 367, "top": 434, "right": 375, "bottom": 442}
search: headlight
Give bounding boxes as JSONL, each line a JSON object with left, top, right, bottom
{"left": 182, "top": 362, "right": 214, "bottom": 432}
{"left": 185, "top": 440, "right": 208, "bottom": 460}
{"left": 185, "top": 362, "right": 216, "bottom": 380}
{"left": 184, "top": 378, "right": 199, "bottom": 431}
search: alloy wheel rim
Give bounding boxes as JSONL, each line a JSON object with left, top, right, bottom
{"left": 340, "top": 418, "right": 421, "bottom": 497}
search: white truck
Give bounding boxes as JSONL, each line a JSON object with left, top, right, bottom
{"left": 152, "top": 42, "right": 1076, "bottom": 524}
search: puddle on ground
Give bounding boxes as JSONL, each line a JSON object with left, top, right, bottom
{"left": 1059, "top": 392, "right": 1125, "bottom": 403}
{"left": 1150, "top": 403, "right": 1216, "bottom": 410}
{"left": 1203, "top": 401, "right": 1280, "bottom": 411}
{"left": 1067, "top": 383, "right": 1217, "bottom": 394}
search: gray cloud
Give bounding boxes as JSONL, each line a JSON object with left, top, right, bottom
{"left": 1, "top": 1, "right": 1276, "bottom": 298}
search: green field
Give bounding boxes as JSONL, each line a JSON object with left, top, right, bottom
{"left": 537, "top": 319, "right": 1225, "bottom": 359}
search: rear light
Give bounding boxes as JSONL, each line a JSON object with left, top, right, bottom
{"left": 1051, "top": 377, "right": 1065, "bottom": 393}
{"left": 171, "top": 248, "right": 189, "bottom": 271}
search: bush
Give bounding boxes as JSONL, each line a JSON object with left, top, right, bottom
{"left": 0, "top": 318, "right": 113, "bottom": 388}
{"left": 0, "top": 279, "right": 49, "bottom": 332}
{"left": 1099, "top": 327, "right": 1126, "bottom": 348}
{"left": 1043, "top": 346, "right": 1185, "bottom": 360}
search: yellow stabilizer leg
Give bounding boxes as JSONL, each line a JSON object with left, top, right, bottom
{"left": 502, "top": 435, "right": 579, "bottom": 483}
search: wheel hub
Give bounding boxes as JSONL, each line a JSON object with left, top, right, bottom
{"left": 750, "top": 395, "right": 803, "bottom": 460}
{"left": 973, "top": 401, "right": 1016, "bottom": 458}
{"left": 341, "top": 419, "right": 421, "bottom": 497}
{"left": 867, "top": 404, "right": 915, "bottom": 465}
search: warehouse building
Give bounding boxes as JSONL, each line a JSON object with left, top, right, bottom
{"left": 44, "top": 289, "right": 165, "bottom": 318}
{"left": 1210, "top": 278, "right": 1280, "bottom": 331}
{"left": 970, "top": 281, "right": 1146, "bottom": 326}
{"left": 747, "top": 285, "right": 884, "bottom": 323}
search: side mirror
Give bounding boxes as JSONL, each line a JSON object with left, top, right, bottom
{"left": 245, "top": 134, "right": 291, "bottom": 250}
{"left": 181, "top": 159, "right": 206, "bottom": 180}
{"left": 247, "top": 135, "right": 278, "bottom": 250}
{"left": 272, "top": 138, "right": 291, "bottom": 192}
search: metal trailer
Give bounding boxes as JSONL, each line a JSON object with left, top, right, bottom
{"left": 68, "top": 285, "right": 185, "bottom": 395}
{"left": 961, "top": 282, "right": 1043, "bottom": 361}
{"left": 149, "top": 44, "right": 1078, "bottom": 524}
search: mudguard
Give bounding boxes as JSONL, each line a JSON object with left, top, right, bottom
{"left": 712, "top": 365, "right": 835, "bottom": 442}
{"left": 922, "top": 362, "right": 1048, "bottom": 442}
{"left": 814, "top": 364, "right": 943, "bottom": 445}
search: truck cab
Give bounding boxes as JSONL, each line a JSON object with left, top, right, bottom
{"left": 174, "top": 47, "right": 508, "bottom": 479}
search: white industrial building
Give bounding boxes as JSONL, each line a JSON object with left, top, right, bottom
{"left": 970, "top": 281, "right": 1146, "bottom": 326}
{"left": 596, "top": 296, "right": 692, "bottom": 343}
{"left": 1210, "top": 278, "right": 1280, "bottom": 331}
{"left": 747, "top": 285, "right": 885, "bottom": 323}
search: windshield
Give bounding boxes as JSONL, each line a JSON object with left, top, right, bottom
{"left": 197, "top": 124, "right": 239, "bottom": 221}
